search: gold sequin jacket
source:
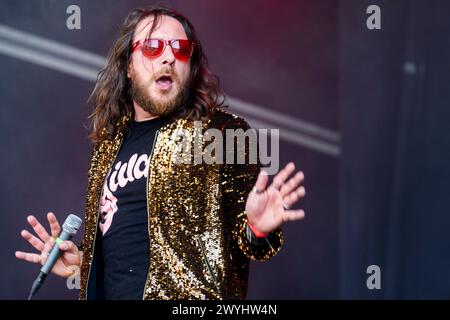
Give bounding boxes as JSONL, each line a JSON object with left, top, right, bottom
{"left": 79, "top": 109, "right": 283, "bottom": 300}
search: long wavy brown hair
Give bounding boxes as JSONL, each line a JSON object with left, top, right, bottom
{"left": 88, "top": 6, "right": 224, "bottom": 144}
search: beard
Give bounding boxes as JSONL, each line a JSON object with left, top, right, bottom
{"left": 129, "top": 67, "right": 190, "bottom": 117}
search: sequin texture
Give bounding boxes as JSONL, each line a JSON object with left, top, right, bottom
{"left": 79, "top": 109, "right": 283, "bottom": 300}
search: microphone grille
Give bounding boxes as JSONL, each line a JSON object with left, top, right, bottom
{"left": 62, "top": 214, "right": 82, "bottom": 235}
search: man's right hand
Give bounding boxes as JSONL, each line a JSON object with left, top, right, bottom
{"left": 15, "top": 212, "right": 82, "bottom": 278}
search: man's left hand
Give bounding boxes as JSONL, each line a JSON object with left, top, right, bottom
{"left": 245, "top": 162, "right": 306, "bottom": 235}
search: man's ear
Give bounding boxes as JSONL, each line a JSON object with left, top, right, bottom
{"left": 127, "top": 62, "right": 132, "bottom": 79}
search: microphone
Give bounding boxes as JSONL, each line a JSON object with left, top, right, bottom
{"left": 27, "top": 214, "right": 82, "bottom": 300}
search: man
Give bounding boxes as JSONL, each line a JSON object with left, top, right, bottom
{"left": 15, "top": 7, "right": 306, "bottom": 300}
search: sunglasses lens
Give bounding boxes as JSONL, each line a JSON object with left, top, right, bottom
{"left": 172, "top": 40, "right": 192, "bottom": 61}
{"left": 138, "top": 39, "right": 193, "bottom": 60}
{"left": 142, "top": 39, "right": 163, "bottom": 58}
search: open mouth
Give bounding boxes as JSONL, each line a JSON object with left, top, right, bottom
{"left": 155, "top": 75, "right": 173, "bottom": 91}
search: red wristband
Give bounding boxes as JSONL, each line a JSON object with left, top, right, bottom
{"left": 247, "top": 221, "right": 269, "bottom": 238}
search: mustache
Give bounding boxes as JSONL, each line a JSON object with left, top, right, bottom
{"left": 153, "top": 67, "right": 180, "bottom": 82}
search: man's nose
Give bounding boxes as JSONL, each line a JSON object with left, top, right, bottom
{"left": 160, "top": 43, "right": 176, "bottom": 65}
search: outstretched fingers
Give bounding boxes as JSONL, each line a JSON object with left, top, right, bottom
{"left": 281, "top": 209, "right": 305, "bottom": 222}
{"left": 15, "top": 251, "right": 41, "bottom": 264}
{"left": 280, "top": 171, "right": 304, "bottom": 197}
{"left": 15, "top": 235, "right": 55, "bottom": 265}
{"left": 271, "top": 162, "right": 295, "bottom": 190}
{"left": 47, "top": 212, "right": 61, "bottom": 238}
{"left": 253, "top": 169, "right": 269, "bottom": 194}
{"left": 20, "top": 229, "right": 45, "bottom": 252}
{"left": 27, "top": 215, "right": 50, "bottom": 243}
{"left": 283, "top": 186, "right": 306, "bottom": 209}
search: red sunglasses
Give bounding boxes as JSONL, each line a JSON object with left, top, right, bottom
{"left": 132, "top": 38, "right": 194, "bottom": 61}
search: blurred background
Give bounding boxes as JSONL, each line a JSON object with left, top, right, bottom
{"left": 1, "top": 0, "right": 449, "bottom": 299}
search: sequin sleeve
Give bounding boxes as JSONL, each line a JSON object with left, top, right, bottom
{"left": 78, "top": 143, "right": 101, "bottom": 254}
{"left": 220, "top": 117, "right": 283, "bottom": 261}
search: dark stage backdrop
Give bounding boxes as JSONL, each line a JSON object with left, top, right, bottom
{"left": 339, "top": 0, "right": 450, "bottom": 299}
{"left": 0, "top": 0, "right": 448, "bottom": 299}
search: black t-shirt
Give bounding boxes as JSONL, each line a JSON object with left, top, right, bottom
{"left": 97, "top": 115, "right": 171, "bottom": 299}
